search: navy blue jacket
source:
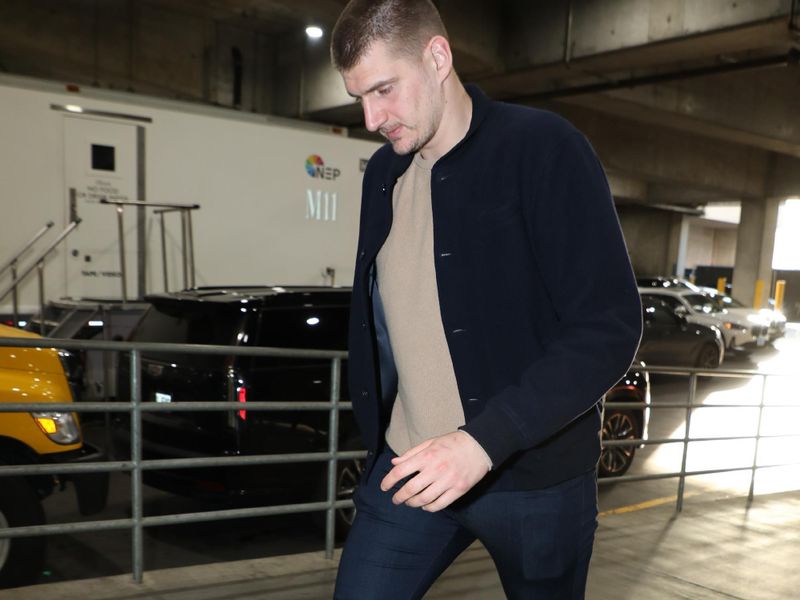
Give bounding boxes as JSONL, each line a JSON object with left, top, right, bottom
{"left": 347, "top": 84, "right": 642, "bottom": 491}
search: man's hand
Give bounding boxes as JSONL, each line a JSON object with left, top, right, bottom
{"left": 380, "top": 431, "right": 491, "bottom": 512}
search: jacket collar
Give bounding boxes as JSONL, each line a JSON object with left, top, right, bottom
{"left": 382, "top": 83, "right": 492, "bottom": 185}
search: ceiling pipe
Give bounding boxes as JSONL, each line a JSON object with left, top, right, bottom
{"left": 507, "top": 48, "right": 800, "bottom": 104}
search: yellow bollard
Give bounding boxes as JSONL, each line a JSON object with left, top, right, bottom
{"left": 775, "top": 280, "right": 786, "bottom": 312}
{"left": 753, "top": 280, "right": 765, "bottom": 309}
{"left": 716, "top": 277, "right": 727, "bottom": 294}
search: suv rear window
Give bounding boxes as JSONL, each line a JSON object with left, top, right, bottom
{"left": 132, "top": 303, "right": 246, "bottom": 366}
{"left": 256, "top": 306, "right": 348, "bottom": 350}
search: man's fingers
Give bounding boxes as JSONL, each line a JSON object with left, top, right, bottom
{"left": 391, "top": 471, "right": 434, "bottom": 505}
{"left": 422, "top": 489, "right": 461, "bottom": 513}
{"left": 402, "top": 481, "right": 447, "bottom": 508}
{"left": 380, "top": 459, "right": 422, "bottom": 491}
{"left": 391, "top": 439, "right": 432, "bottom": 465}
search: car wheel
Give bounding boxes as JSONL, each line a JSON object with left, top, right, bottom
{"left": 312, "top": 441, "right": 365, "bottom": 541}
{"left": 334, "top": 457, "right": 363, "bottom": 532}
{"left": 598, "top": 410, "right": 638, "bottom": 478}
{"left": 695, "top": 343, "right": 720, "bottom": 369}
{"left": 0, "top": 477, "right": 46, "bottom": 588}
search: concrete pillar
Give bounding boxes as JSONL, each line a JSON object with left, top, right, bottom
{"left": 667, "top": 214, "right": 690, "bottom": 277}
{"left": 732, "top": 197, "right": 781, "bottom": 306}
{"left": 618, "top": 206, "right": 687, "bottom": 277}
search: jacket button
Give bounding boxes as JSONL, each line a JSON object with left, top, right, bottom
{"left": 361, "top": 389, "right": 369, "bottom": 397}
{"left": 361, "top": 321, "right": 367, "bottom": 329}
{"left": 359, "top": 250, "right": 365, "bottom": 259}
{"left": 381, "top": 184, "right": 387, "bottom": 194}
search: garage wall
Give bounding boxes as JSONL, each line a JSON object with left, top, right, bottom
{"left": 617, "top": 205, "right": 679, "bottom": 277}
{"left": 0, "top": 0, "right": 279, "bottom": 114}
{"left": 685, "top": 222, "right": 737, "bottom": 270}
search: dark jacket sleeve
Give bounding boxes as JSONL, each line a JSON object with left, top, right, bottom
{"left": 461, "top": 131, "right": 643, "bottom": 467}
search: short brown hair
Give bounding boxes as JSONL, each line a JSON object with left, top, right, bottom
{"left": 331, "top": 0, "right": 448, "bottom": 71}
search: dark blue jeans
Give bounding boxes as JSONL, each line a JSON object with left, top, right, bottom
{"left": 334, "top": 448, "right": 598, "bottom": 600}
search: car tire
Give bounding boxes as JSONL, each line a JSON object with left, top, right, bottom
{"left": 598, "top": 410, "right": 639, "bottom": 478}
{"left": 312, "top": 439, "right": 365, "bottom": 541}
{"left": 0, "top": 476, "right": 46, "bottom": 589}
{"left": 695, "top": 343, "right": 720, "bottom": 369}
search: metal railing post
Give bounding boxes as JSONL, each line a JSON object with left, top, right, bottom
{"left": 116, "top": 206, "right": 128, "bottom": 303}
{"left": 676, "top": 372, "right": 697, "bottom": 512}
{"left": 180, "top": 210, "right": 189, "bottom": 290}
{"left": 37, "top": 261, "right": 46, "bottom": 336}
{"left": 159, "top": 212, "right": 168, "bottom": 292}
{"left": 130, "top": 349, "right": 144, "bottom": 583}
{"left": 748, "top": 375, "right": 769, "bottom": 503}
{"left": 325, "top": 357, "right": 341, "bottom": 559}
{"left": 186, "top": 209, "right": 196, "bottom": 289}
{"left": 102, "top": 305, "right": 114, "bottom": 459}
{"left": 11, "top": 261, "right": 19, "bottom": 326}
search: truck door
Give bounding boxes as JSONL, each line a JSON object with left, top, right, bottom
{"left": 63, "top": 116, "right": 141, "bottom": 300}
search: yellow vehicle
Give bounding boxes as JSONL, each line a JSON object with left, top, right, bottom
{"left": 0, "top": 324, "right": 108, "bottom": 588}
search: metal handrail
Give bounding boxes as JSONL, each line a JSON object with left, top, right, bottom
{"left": 0, "top": 219, "right": 81, "bottom": 331}
{"left": 0, "top": 335, "right": 798, "bottom": 586}
{"left": 0, "top": 220, "right": 54, "bottom": 279}
{"left": 98, "top": 199, "right": 201, "bottom": 298}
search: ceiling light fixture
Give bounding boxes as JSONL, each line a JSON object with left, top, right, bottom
{"left": 306, "top": 26, "right": 323, "bottom": 39}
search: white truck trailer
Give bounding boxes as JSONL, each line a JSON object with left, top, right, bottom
{"left": 0, "top": 74, "right": 379, "bottom": 316}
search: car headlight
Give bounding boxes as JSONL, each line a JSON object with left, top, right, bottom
{"left": 31, "top": 412, "right": 80, "bottom": 444}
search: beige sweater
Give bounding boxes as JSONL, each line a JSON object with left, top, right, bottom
{"left": 375, "top": 153, "right": 466, "bottom": 455}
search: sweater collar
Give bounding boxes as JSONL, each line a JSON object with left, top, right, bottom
{"left": 384, "top": 83, "right": 492, "bottom": 183}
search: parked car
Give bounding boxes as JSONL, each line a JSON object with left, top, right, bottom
{"left": 703, "top": 291, "right": 786, "bottom": 342}
{"left": 639, "top": 288, "right": 769, "bottom": 352}
{"left": 636, "top": 276, "right": 701, "bottom": 291}
{"left": 112, "top": 287, "right": 363, "bottom": 536}
{"left": 638, "top": 297, "right": 725, "bottom": 368}
{"left": 0, "top": 324, "right": 108, "bottom": 589}
{"left": 638, "top": 275, "right": 736, "bottom": 295}
{"left": 111, "top": 286, "right": 651, "bottom": 531}
{"left": 599, "top": 363, "right": 650, "bottom": 478}
{"left": 638, "top": 277, "right": 785, "bottom": 345}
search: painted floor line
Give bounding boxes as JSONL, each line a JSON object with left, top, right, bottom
{"left": 599, "top": 492, "right": 700, "bottom": 517}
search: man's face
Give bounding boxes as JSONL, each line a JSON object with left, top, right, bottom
{"left": 342, "top": 40, "right": 443, "bottom": 156}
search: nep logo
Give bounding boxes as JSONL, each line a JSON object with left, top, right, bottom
{"left": 305, "top": 154, "right": 341, "bottom": 180}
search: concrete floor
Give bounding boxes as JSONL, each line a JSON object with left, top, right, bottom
{"left": 4, "top": 489, "right": 797, "bottom": 600}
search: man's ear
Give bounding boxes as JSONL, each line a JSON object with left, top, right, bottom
{"left": 428, "top": 36, "right": 452, "bottom": 81}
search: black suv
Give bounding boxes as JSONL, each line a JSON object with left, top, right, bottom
{"left": 113, "top": 287, "right": 362, "bottom": 533}
{"left": 113, "top": 286, "right": 650, "bottom": 528}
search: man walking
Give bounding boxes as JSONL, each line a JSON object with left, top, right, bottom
{"left": 331, "top": 1, "right": 642, "bottom": 598}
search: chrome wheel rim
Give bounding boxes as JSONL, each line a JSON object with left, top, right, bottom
{"left": 0, "top": 508, "right": 10, "bottom": 573}
{"left": 336, "top": 460, "right": 363, "bottom": 526}
{"left": 601, "top": 412, "right": 636, "bottom": 475}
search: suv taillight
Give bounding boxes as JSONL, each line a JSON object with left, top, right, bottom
{"left": 237, "top": 386, "right": 247, "bottom": 421}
